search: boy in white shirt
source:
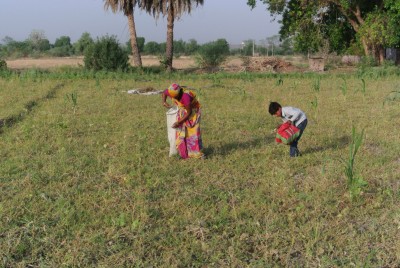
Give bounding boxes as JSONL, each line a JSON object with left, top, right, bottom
{"left": 269, "top": 102, "right": 308, "bottom": 157}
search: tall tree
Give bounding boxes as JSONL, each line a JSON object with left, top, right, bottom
{"left": 104, "top": 0, "right": 142, "bottom": 67}
{"left": 74, "top": 32, "right": 94, "bottom": 55}
{"left": 248, "top": 0, "right": 399, "bottom": 63}
{"left": 141, "top": 0, "right": 204, "bottom": 72}
{"left": 28, "top": 30, "right": 50, "bottom": 52}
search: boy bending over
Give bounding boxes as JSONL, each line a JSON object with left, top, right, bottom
{"left": 269, "top": 102, "right": 308, "bottom": 157}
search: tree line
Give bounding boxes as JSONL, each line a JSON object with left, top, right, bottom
{"left": 103, "top": 0, "right": 400, "bottom": 69}
{"left": 0, "top": 31, "right": 294, "bottom": 59}
{"left": 248, "top": 0, "right": 400, "bottom": 64}
{"left": 2, "top": 0, "right": 399, "bottom": 71}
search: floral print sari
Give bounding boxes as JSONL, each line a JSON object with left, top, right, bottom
{"left": 170, "top": 89, "right": 204, "bottom": 159}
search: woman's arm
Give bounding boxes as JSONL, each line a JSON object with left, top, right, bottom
{"left": 162, "top": 92, "right": 171, "bottom": 108}
{"left": 172, "top": 105, "right": 192, "bottom": 128}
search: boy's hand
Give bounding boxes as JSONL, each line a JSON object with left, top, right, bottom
{"left": 163, "top": 102, "right": 171, "bottom": 108}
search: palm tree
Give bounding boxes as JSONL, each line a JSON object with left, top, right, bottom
{"left": 141, "top": 0, "right": 204, "bottom": 72}
{"left": 104, "top": 0, "right": 142, "bottom": 67}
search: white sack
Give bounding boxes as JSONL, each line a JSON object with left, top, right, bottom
{"left": 166, "top": 107, "right": 178, "bottom": 156}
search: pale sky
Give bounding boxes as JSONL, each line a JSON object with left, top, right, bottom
{"left": 0, "top": 0, "right": 281, "bottom": 45}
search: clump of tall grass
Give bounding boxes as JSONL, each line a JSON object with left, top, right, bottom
{"left": 312, "top": 77, "right": 321, "bottom": 92}
{"left": 64, "top": 92, "right": 78, "bottom": 114}
{"left": 344, "top": 127, "right": 367, "bottom": 201}
{"left": 275, "top": 76, "right": 283, "bottom": 86}
{"left": 210, "top": 74, "right": 223, "bottom": 87}
{"left": 357, "top": 58, "right": 400, "bottom": 79}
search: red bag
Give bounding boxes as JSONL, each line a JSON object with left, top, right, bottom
{"left": 275, "top": 122, "right": 300, "bottom": 145}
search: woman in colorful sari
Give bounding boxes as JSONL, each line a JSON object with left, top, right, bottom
{"left": 162, "top": 83, "right": 205, "bottom": 159}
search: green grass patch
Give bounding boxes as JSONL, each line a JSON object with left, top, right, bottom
{"left": 0, "top": 69, "right": 399, "bottom": 266}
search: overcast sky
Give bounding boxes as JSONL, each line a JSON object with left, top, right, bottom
{"left": 0, "top": 0, "right": 281, "bottom": 45}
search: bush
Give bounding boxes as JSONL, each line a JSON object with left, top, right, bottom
{"left": 74, "top": 32, "right": 95, "bottom": 55}
{"left": 195, "top": 39, "right": 230, "bottom": 69}
{"left": 84, "top": 35, "right": 129, "bottom": 71}
{"left": 0, "top": 59, "right": 7, "bottom": 70}
{"left": 358, "top": 56, "right": 378, "bottom": 68}
{"left": 48, "top": 46, "right": 74, "bottom": 57}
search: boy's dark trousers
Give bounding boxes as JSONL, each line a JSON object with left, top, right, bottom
{"left": 290, "top": 119, "right": 308, "bottom": 157}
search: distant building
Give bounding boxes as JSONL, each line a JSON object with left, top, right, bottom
{"left": 309, "top": 57, "right": 325, "bottom": 72}
{"left": 386, "top": 48, "right": 400, "bottom": 65}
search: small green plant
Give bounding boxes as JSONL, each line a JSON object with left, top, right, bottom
{"left": 65, "top": 92, "right": 78, "bottom": 114}
{"left": 158, "top": 55, "right": 169, "bottom": 69}
{"left": 310, "top": 96, "right": 318, "bottom": 120}
{"left": 360, "top": 78, "right": 366, "bottom": 95}
{"left": 344, "top": 127, "right": 367, "bottom": 201}
{"left": 355, "top": 78, "right": 366, "bottom": 95}
{"left": 312, "top": 77, "right": 320, "bottom": 92}
{"left": 275, "top": 76, "right": 283, "bottom": 86}
{"left": 340, "top": 77, "right": 347, "bottom": 96}
{"left": 310, "top": 96, "right": 318, "bottom": 109}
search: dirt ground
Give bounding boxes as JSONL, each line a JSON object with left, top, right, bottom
{"left": 5, "top": 56, "right": 215, "bottom": 70}
{"left": 6, "top": 55, "right": 304, "bottom": 73}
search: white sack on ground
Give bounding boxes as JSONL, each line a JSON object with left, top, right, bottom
{"left": 127, "top": 89, "right": 162, "bottom": 95}
{"left": 166, "top": 106, "right": 178, "bottom": 156}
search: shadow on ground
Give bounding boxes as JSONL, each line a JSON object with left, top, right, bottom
{"left": 302, "top": 135, "right": 351, "bottom": 155}
{"left": 204, "top": 137, "right": 273, "bottom": 158}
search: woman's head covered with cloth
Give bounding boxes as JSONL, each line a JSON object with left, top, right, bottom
{"left": 167, "top": 83, "right": 182, "bottom": 98}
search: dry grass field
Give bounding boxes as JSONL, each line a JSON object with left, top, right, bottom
{"left": 5, "top": 56, "right": 215, "bottom": 70}
{"left": 5, "top": 55, "right": 303, "bottom": 73}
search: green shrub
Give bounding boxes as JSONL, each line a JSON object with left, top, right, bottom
{"left": 195, "top": 39, "right": 230, "bottom": 68}
{"left": 48, "top": 46, "right": 74, "bottom": 57}
{"left": 51, "top": 36, "right": 74, "bottom": 57}
{"left": 0, "top": 59, "right": 7, "bottom": 70}
{"left": 74, "top": 32, "right": 95, "bottom": 55}
{"left": 84, "top": 35, "right": 129, "bottom": 71}
{"left": 357, "top": 56, "right": 378, "bottom": 68}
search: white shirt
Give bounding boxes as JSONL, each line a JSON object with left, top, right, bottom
{"left": 282, "top": 106, "right": 307, "bottom": 127}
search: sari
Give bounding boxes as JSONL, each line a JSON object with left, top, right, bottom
{"left": 166, "top": 88, "right": 204, "bottom": 159}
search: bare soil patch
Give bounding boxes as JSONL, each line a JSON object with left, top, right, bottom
{"left": 5, "top": 56, "right": 197, "bottom": 70}
{"left": 6, "top": 55, "right": 307, "bottom": 73}
{"left": 6, "top": 57, "right": 83, "bottom": 70}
